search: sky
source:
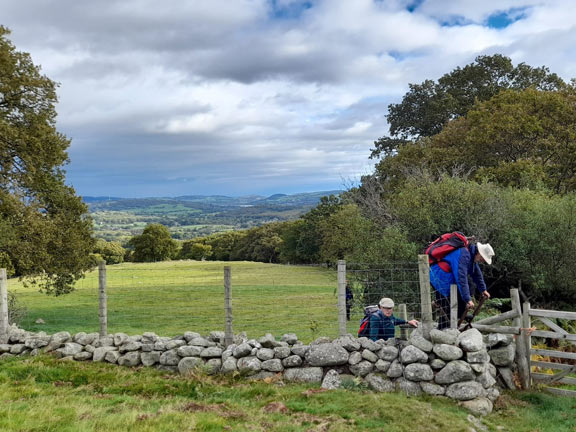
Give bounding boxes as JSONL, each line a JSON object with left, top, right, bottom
{"left": 3, "top": 0, "right": 576, "bottom": 198}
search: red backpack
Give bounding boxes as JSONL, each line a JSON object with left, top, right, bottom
{"left": 426, "top": 232, "right": 469, "bottom": 272}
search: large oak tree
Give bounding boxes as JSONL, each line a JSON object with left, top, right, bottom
{"left": 0, "top": 27, "right": 94, "bottom": 295}
{"left": 371, "top": 54, "right": 565, "bottom": 159}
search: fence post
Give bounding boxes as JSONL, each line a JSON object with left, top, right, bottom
{"left": 0, "top": 269, "right": 8, "bottom": 343}
{"left": 511, "top": 288, "right": 530, "bottom": 389}
{"left": 98, "top": 262, "right": 108, "bottom": 337}
{"left": 399, "top": 303, "right": 408, "bottom": 339}
{"left": 224, "top": 266, "right": 233, "bottom": 347}
{"left": 337, "top": 260, "right": 347, "bottom": 337}
{"left": 450, "top": 284, "right": 458, "bottom": 329}
{"left": 418, "top": 255, "right": 433, "bottom": 339}
{"left": 522, "top": 300, "right": 532, "bottom": 389}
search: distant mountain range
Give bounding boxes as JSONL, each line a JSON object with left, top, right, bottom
{"left": 85, "top": 191, "right": 343, "bottom": 243}
{"left": 83, "top": 191, "right": 342, "bottom": 208}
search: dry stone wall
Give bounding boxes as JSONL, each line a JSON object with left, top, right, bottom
{"left": 0, "top": 325, "right": 518, "bottom": 416}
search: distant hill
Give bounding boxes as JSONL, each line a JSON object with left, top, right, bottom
{"left": 82, "top": 196, "right": 123, "bottom": 203}
{"left": 85, "top": 190, "right": 343, "bottom": 243}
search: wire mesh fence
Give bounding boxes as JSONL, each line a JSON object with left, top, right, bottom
{"left": 3, "top": 260, "right": 430, "bottom": 343}
{"left": 345, "top": 261, "right": 424, "bottom": 338}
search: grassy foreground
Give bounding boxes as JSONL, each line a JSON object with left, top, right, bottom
{"left": 0, "top": 356, "right": 574, "bottom": 432}
{"left": 10, "top": 261, "right": 341, "bottom": 342}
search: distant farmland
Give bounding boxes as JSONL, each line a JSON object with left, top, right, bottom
{"left": 87, "top": 191, "right": 341, "bottom": 242}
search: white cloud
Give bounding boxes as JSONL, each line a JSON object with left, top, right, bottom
{"left": 1, "top": 0, "right": 575, "bottom": 197}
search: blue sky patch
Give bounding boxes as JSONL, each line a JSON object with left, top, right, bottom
{"left": 405, "top": 0, "right": 425, "bottom": 13}
{"left": 486, "top": 7, "right": 529, "bottom": 29}
{"left": 268, "top": 0, "right": 314, "bottom": 20}
{"left": 437, "top": 14, "right": 475, "bottom": 27}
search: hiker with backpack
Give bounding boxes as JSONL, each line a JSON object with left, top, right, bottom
{"left": 364, "top": 297, "right": 419, "bottom": 341}
{"left": 426, "top": 232, "right": 495, "bottom": 330}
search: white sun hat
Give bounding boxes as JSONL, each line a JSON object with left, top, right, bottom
{"left": 379, "top": 298, "right": 394, "bottom": 308}
{"left": 477, "top": 243, "right": 495, "bottom": 265}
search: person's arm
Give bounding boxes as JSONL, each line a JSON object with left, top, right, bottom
{"left": 453, "top": 248, "right": 472, "bottom": 303}
{"left": 368, "top": 313, "right": 380, "bottom": 341}
{"left": 393, "top": 316, "right": 418, "bottom": 327}
{"left": 471, "top": 262, "right": 490, "bottom": 298}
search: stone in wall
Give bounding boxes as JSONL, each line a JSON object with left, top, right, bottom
{"left": 284, "top": 367, "right": 323, "bottom": 383}
{"left": 262, "top": 359, "right": 283, "bottom": 372}
{"left": 399, "top": 345, "right": 428, "bottom": 364}
{"left": 237, "top": 356, "right": 261, "bottom": 374}
{"left": 93, "top": 346, "right": 117, "bottom": 362}
{"left": 396, "top": 378, "right": 422, "bottom": 396}
{"left": 118, "top": 352, "right": 141, "bottom": 367}
{"left": 282, "top": 355, "right": 302, "bottom": 368}
{"left": 445, "top": 381, "right": 485, "bottom": 401}
{"left": 334, "top": 335, "right": 361, "bottom": 352}
{"left": 141, "top": 351, "right": 161, "bottom": 367}
{"left": 321, "top": 369, "right": 341, "bottom": 390}
{"left": 457, "top": 329, "right": 484, "bottom": 352}
{"left": 460, "top": 398, "right": 493, "bottom": 417}
{"left": 433, "top": 344, "right": 463, "bottom": 361}
{"left": 280, "top": 333, "right": 298, "bottom": 345}
{"left": 221, "top": 357, "right": 238, "bottom": 373}
{"left": 409, "top": 330, "right": 433, "bottom": 353}
{"left": 305, "top": 344, "right": 349, "bottom": 366}
{"left": 488, "top": 343, "right": 516, "bottom": 367}
{"left": 349, "top": 360, "right": 374, "bottom": 377}
{"left": 378, "top": 345, "right": 399, "bottom": 361}
{"left": 273, "top": 346, "right": 291, "bottom": 359}
{"left": 160, "top": 349, "right": 180, "bottom": 366}
{"left": 430, "top": 328, "right": 459, "bottom": 345}
{"left": 365, "top": 373, "right": 395, "bottom": 392}
{"left": 435, "top": 360, "right": 475, "bottom": 385}
{"left": 404, "top": 363, "right": 434, "bottom": 382}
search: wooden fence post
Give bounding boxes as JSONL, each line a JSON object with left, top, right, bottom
{"left": 522, "top": 300, "right": 532, "bottom": 388}
{"left": 418, "top": 255, "right": 433, "bottom": 339}
{"left": 399, "top": 303, "right": 408, "bottom": 339}
{"left": 224, "top": 266, "right": 233, "bottom": 347}
{"left": 337, "top": 260, "right": 347, "bottom": 337}
{"left": 0, "top": 269, "right": 8, "bottom": 343}
{"left": 98, "top": 262, "right": 108, "bottom": 337}
{"left": 511, "top": 288, "right": 530, "bottom": 389}
{"left": 450, "top": 284, "right": 458, "bottom": 329}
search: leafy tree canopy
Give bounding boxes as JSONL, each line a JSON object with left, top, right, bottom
{"left": 179, "top": 240, "right": 213, "bottom": 261}
{"left": 373, "top": 87, "right": 576, "bottom": 194}
{"left": 128, "top": 224, "right": 178, "bottom": 262}
{"left": 0, "top": 26, "right": 94, "bottom": 295}
{"left": 371, "top": 54, "right": 565, "bottom": 158}
{"left": 93, "top": 239, "right": 125, "bottom": 265}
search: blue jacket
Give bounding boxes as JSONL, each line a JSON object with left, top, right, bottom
{"left": 429, "top": 244, "right": 487, "bottom": 302}
{"left": 369, "top": 310, "right": 406, "bottom": 341}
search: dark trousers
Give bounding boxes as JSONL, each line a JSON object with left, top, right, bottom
{"left": 434, "top": 287, "right": 467, "bottom": 330}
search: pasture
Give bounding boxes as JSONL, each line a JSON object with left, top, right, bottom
{"left": 10, "top": 261, "right": 343, "bottom": 342}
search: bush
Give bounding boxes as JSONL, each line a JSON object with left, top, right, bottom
{"left": 8, "top": 292, "right": 27, "bottom": 326}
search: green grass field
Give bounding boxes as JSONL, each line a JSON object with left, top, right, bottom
{"left": 10, "top": 261, "right": 346, "bottom": 342}
{"left": 0, "top": 356, "right": 574, "bottom": 432}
